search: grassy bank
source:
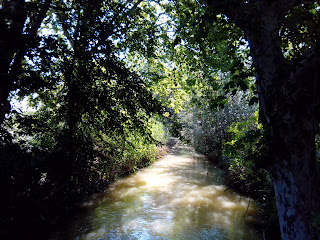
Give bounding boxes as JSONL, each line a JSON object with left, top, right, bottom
{"left": 8, "top": 139, "right": 168, "bottom": 240}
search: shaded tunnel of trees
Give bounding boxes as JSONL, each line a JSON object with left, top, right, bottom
{"left": 0, "top": 1, "right": 320, "bottom": 239}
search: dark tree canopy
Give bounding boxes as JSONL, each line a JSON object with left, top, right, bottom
{"left": 202, "top": 1, "right": 320, "bottom": 239}
{"left": 159, "top": 0, "right": 320, "bottom": 239}
{"left": 1, "top": 2, "right": 165, "bottom": 239}
{"left": 1, "top": 1, "right": 320, "bottom": 240}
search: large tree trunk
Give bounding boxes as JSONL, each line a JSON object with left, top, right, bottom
{"left": 0, "top": 22, "right": 16, "bottom": 122}
{"left": 269, "top": 157, "right": 318, "bottom": 239}
{"left": 266, "top": 59, "right": 320, "bottom": 239}
{"left": 0, "top": 0, "right": 52, "bottom": 124}
{"left": 244, "top": 9, "right": 320, "bottom": 238}
{"left": 205, "top": 0, "right": 320, "bottom": 238}
{"left": 265, "top": 66, "right": 320, "bottom": 238}
{"left": 0, "top": 1, "right": 52, "bottom": 235}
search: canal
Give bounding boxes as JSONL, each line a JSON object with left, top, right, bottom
{"left": 49, "top": 141, "right": 262, "bottom": 239}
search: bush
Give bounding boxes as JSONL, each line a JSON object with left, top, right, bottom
{"left": 223, "top": 111, "right": 279, "bottom": 237}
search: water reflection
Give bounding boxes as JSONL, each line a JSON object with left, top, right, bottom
{"left": 50, "top": 144, "right": 261, "bottom": 240}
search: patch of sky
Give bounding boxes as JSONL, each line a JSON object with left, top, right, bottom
{"left": 10, "top": 91, "right": 40, "bottom": 113}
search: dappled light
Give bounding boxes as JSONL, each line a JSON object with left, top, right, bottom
{"left": 50, "top": 144, "right": 261, "bottom": 240}
{"left": 1, "top": 1, "right": 319, "bottom": 239}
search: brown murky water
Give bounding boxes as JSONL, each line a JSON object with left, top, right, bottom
{"left": 49, "top": 143, "right": 262, "bottom": 239}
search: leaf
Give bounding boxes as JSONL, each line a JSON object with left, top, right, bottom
{"left": 233, "top": 69, "right": 240, "bottom": 75}
{"left": 232, "top": 89, "right": 237, "bottom": 95}
{"left": 249, "top": 96, "right": 259, "bottom": 106}
{"left": 173, "top": 36, "right": 181, "bottom": 47}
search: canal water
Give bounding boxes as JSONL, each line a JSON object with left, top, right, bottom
{"left": 49, "top": 142, "right": 262, "bottom": 239}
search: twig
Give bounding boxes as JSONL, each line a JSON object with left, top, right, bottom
{"left": 244, "top": 198, "right": 251, "bottom": 219}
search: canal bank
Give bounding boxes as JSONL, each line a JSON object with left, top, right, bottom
{"left": 49, "top": 140, "right": 263, "bottom": 239}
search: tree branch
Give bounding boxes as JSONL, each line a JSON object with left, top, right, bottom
{"left": 125, "top": 0, "right": 144, "bottom": 16}
{"left": 26, "top": 0, "right": 52, "bottom": 37}
{"left": 292, "top": 43, "right": 320, "bottom": 119}
{"left": 204, "top": 0, "right": 318, "bottom": 28}
{"left": 9, "top": 0, "right": 52, "bottom": 81}
{"left": 202, "top": 0, "right": 246, "bottom": 20}
{"left": 272, "top": 0, "right": 315, "bottom": 11}
{"left": 110, "top": 0, "right": 143, "bottom": 27}
{"left": 297, "top": 43, "right": 320, "bottom": 71}
{"left": 271, "top": 0, "right": 317, "bottom": 21}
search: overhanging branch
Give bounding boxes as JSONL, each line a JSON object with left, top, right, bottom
{"left": 202, "top": 0, "right": 246, "bottom": 20}
{"left": 9, "top": 0, "right": 52, "bottom": 82}
{"left": 203, "top": 0, "right": 318, "bottom": 26}
{"left": 26, "top": 0, "right": 53, "bottom": 37}
{"left": 298, "top": 43, "right": 320, "bottom": 70}
{"left": 273, "top": 0, "right": 317, "bottom": 21}
{"left": 292, "top": 43, "right": 320, "bottom": 111}
{"left": 274, "top": 0, "right": 316, "bottom": 11}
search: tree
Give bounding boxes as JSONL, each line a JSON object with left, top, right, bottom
{"left": 196, "top": 1, "right": 320, "bottom": 239}
{"left": 1, "top": 1, "right": 165, "bottom": 238}
{"left": 0, "top": 0, "right": 54, "bottom": 226}
{"left": 0, "top": 0, "right": 53, "bottom": 124}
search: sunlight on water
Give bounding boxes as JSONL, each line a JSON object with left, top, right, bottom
{"left": 50, "top": 144, "right": 262, "bottom": 240}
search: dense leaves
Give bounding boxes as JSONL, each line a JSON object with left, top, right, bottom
{"left": 1, "top": 1, "right": 320, "bottom": 239}
{"left": 281, "top": 2, "right": 320, "bottom": 60}
{"left": 168, "top": 1, "right": 320, "bottom": 239}
{"left": 1, "top": 1, "right": 168, "bottom": 239}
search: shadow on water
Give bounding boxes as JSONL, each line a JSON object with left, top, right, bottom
{"left": 49, "top": 139, "right": 264, "bottom": 240}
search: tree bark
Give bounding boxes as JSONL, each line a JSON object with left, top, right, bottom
{"left": 269, "top": 156, "right": 319, "bottom": 239}
{"left": 244, "top": 8, "right": 320, "bottom": 240}
{"left": 0, "top": 0, "right": 52, "bottom": 231}
{"left": 204, "top": 0, "right": 320, "bottom": 239}
{"left": 0, "top": 0, "right": 52, "bottom": 124}
{"left": 267, "top": 55, "right": 320, "bottom": 239}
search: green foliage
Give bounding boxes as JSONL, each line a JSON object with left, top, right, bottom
{"left": 180, "top": 92, "right": 256, "bottom": 159}
{"left": 223, "top": 111, "right": 278, "bottom": 233}
{"left": 149, "top": 118, "right": 169, "bottom": 144}
{"left": 84, "top": 128, "right": 166, "bottom": 183}
{"left": 6, "top": 1, "right": 318, "bottom": 238}
{"left": 281, "top": 2, "right": 320, "bottom": 60}
{"left": 1, "top": 2, "right": 169, "bottom": 236}
{"left": 13, "top": 0, "right": 164, "bottom": 148}
{"left": 163, "top": 0, "right": 255, "bottom": 102}
{"left": 223, "top": 111, "right": 264, "bottom": 172}
{"left": 223, "top": 110, "right": 269, "bottom": 195}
